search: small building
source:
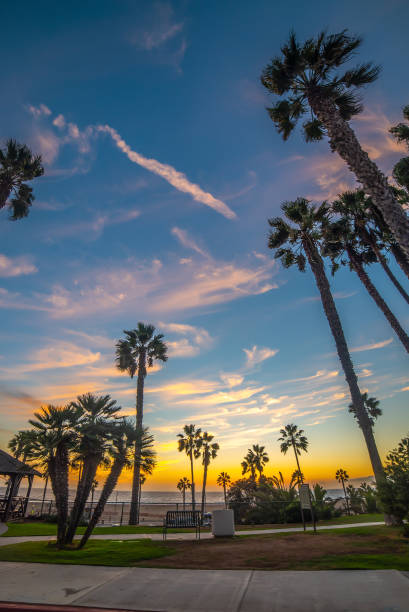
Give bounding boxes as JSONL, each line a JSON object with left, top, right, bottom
{"left": 0, "top": 449, "right": 41, "bottom": 522}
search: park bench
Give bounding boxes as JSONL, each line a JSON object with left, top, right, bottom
{"left": 162, "top": 510, "right": 202, "bottom": 540}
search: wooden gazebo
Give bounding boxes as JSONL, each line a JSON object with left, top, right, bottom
{"left": 0, "top": 449, "right": 41, "bottom": 522}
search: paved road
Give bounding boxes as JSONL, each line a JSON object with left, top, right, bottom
{"left": 0, "top": 562, "right": 408, "bottom": 611}
{"left": 0, "top": 521, "right": 384, "bottom": 545}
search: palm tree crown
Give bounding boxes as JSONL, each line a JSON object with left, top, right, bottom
{"left": 115, "top": 323, "right": 168, "bottom": 379}
{"left": 261, "top": 30, "right": 379, "bottom": 142}
{"left": 177, "top": 477, "right": 191, "bottom": 492}
{"left": 336, "top": 468, "right": 349, "bottom": 484}
{"left": 278, "top": 424, "right": 309, "bottom": 457}
{"left": 0, "top": 139, "right": 44, "bottom": 219}
{"left": 349, "top": 393, "right": 382, "bottom": 427}
{"left": 216, "top": 472, "right": 231, "bottom": 488}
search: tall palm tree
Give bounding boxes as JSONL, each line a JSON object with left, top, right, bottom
{"left": 216, "top": 472, "right": 231, "bottom": 508}
{"left": 177, "top": 477, "right": 191, "bottom": 509}
{"left": 65, "top": 393, "right": 120, "bottom": 544}
{"left": 0, "top": 139, "right": 44, "bottom": 219}
{"left": 278, "top": 424, "right": 308, "bottom": 482}
{"left": 336, "top": 468, "right": 350, "bottom": 515}
{"left": 330, "top": 191, "right": 409, "bottom": 305}
{"left": 200, "top": 432, "right": 219, "bottom": 516}
{"left": 251, "top": 444, "right": 269, "bottom": 480}
{"left": 261, "top": 30, "right": 409, "bottom": 259}
{"left": 177, "top": 425, "right": 202, "bottom": 511}
{"left": 116, "top": 323, "right": 167, "bottom": 525}
{"left": 322, "top": 216, "right": 409, "bottom": 353}
{"left": 29, "top": 405, "right": 80, "bottom": 547}
{"left": 268, "top": 198, "right": 388, "bottom": 504}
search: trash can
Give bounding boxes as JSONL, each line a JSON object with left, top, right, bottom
{"left": 212, "top": 509, "right": 235, "bottom": 537}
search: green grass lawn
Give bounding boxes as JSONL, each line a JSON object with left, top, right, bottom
{"left": 0, "top": 539, "right": 175, "bottom": 566}
{"left": 2, "top": 523, "right": 195, "bottom": 537}
{"left": 3, "top": 513, "right": 383, "bottom": 538}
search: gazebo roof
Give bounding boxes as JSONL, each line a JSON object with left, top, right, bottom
{"left": 0, "top": 449, "right": 41, "bottom": 477}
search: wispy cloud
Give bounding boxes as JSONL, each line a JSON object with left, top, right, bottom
{"left": 350, "top": 338, "right": 393, "bottom": 353}
{"left": 0, "top": 254, "right": 37, "bottom": 278}
{"left": 171, "top": 227, "right": 209, "bottom": 258}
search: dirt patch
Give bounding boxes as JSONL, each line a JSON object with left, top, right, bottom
{"left": 138, "top": 531, "right": 403, "bottom": 570}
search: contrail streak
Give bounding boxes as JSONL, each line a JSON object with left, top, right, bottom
{"left": 97, "top": 125, "right": 236, "bottom": 220}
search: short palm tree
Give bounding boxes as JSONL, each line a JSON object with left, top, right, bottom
{"left": 29, "top": 405, "right": 81, "bottom": 547}
{"left": 177, "top": 477, "right": 191, "bottom": 509}
{"left": 216, "top": 472, "right": 231, "bottom": 508}
{"left": 261, "top": 30, "right": 409, "bottom": 259}
{"left": 241, "top": 449, "right": 257, "bottom": 480}
{"left": 268, "top": 198, "right": 387, "bottom": 498}
{"left": 349, "top": 393, "right": 382, "bottom": 427}
{"left": 8, "top": 430, "right": 37, "bottom": 462}
{"left": 116, "top": 323, "right": 167, "bottom": 525}
{"left": 336, "top": 468, "right": 350, "bottom": 515}
{"left": 200, "top": 432, "right": 219, "bottom": 516}
{"left": 79, "top": 421, "right": 138, "bottom": 548}
{"left": 65, "top": 393, "right": 120, "bottom": 544}
{"left": 278, "top": 424, "right": 308, "bottom": 482}
{"left": 177, "top": 425, "right": 202, "bottom": 511}
{"left": 322, "top": 214, "right": 409, "bottom": 353}
{"left": 0, "top": 139, "right": 44, "bottom": 219}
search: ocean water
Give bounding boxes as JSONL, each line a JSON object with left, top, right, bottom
{"left": 1, "top": 486, "right": 344, "bottom": 503}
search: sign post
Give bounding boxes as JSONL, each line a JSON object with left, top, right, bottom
{"left": 298, "top": 483, "right": 316, "bottom": 533}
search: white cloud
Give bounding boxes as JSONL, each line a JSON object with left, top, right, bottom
{"left": 243, "top": 345, "right": 279, "bottom": 369}
{"left": 159, "top": 322, "right": 213, "bottom": 357}
{"left": 220, "top": 373, "right": 244, "bottom": 388}
{"left": 0, "top": 254, "right": 37, "bottom": 278}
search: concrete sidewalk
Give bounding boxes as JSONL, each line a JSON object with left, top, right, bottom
{"left": 0, "top": 521, "right": 384, "bottom": 546}
{"left": 0, "top": 562, "right": 408, "bottom": 611}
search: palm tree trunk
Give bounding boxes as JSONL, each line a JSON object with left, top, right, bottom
{"left": 342, "top": 480, "right": 350, "bottom": 516}
{"left": 40, "top": 476, "right": 48, "bottom": 516}
{"left": 129, "top": 350, "right": 146, "bottom": 525}
{"left": 292, "top": 438, "right": 303, "bottom": 483}
{"left": 347, "top": 247, "right": 409, "bottom": 353}
{"left": 391, "top": 244, "right": 409, "bottom": 281}
{"left": 308, "top": 94, "right": 409, "bottom": 260}
{"left": 302, "top": 238, "right": 386, "bottom": 493}
{"left": 201, "top": 462, "right": 208, "bottom": 517}
{"left": 182, "top": 488, "right": 186, "bottom": 510}
{"left": 190, "top": 450, "right": 196, "bottom": 511}
{"left": 79, "top": 459, "right": 124, "bottom": 549}
{"left": 370, "top": 241, "right": 409, "bottom": 305}
{"left": 66, "top": 456, "right": 100, "bottom": 544}
{"left": 223, "top": 483, "right": 227, "bottom": 509}
{"left": 54, "top": 444, "right": 69, "bottom": 548}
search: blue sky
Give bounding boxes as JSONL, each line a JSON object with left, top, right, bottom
{"left": 0, "top": 0, "right": 408, "bottom": 489}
